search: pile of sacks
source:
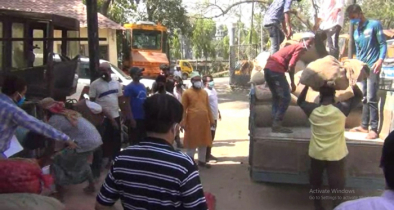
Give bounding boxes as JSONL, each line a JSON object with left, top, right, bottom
{"left": 251, "top": 54, "right": 369, "bottom": 128}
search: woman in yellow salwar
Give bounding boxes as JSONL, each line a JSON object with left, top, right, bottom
{"left": 180, "top": 71, "right": 214, "bottom": 168}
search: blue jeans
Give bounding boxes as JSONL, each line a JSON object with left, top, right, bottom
{"left": 361, "top": 72, "right": 380, "bottom": 132}
{"left": 264, "top": 69, "right": 291, "bottom": 125}
{"left": 265, "top": 24, "right": 285, "bottom": 54}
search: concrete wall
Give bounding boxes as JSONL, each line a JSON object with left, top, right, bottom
{"left": 53, "top": 28, "right": 118, "bottom": 65}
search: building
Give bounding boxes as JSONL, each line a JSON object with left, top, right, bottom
{"left": 0, "top": 0, "right": 124, "bottom": 65}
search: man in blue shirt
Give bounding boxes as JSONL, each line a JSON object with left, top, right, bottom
{"left": 263, "top": 0, "right": 301, "bottom": 54}
{"left": 346, "top": 4, "right": 387, "bottom": 139}
{"left": 124, "top": 67, "right": 147, "bottom": 144}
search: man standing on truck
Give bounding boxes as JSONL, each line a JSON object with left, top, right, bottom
{"left": 89, "top": 62, "right": 132, "bottom": 167}
{"left": 263, "top": 0, "right": 301, "bottom": 54}
{"left": 297, "top": 84, "right": 363, "bottom": 210}
{"left": 313, "top": 0, "right": 345, "bottom": 59}
{"left": 346, "top": 4, "right": 387, "bottom": 139}
{"left": 264, "top": 33, "right": 314, "bottom": 133}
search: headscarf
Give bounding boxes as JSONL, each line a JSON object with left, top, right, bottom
{"left": 39, "top": 98, "right": 81, "bottom": 127}
{"left": 190, "top": 71, "right": 200, "bottom": 79}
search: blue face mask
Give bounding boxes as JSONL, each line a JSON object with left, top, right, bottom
{"left": 16, "top": 95, "right": 26, "bottom": 106}
{"left": 350, "top": 18, "right": 361, "bottom": 25}
{"left": 208, "top": 81, "right": 215, "bottom": 88}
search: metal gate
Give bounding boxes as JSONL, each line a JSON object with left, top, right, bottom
{"left": 229, "top": 44, "right": 259, "bottom": 87}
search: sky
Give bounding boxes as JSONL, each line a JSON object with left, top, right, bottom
{"left": 181, "top": 0, "right": 256, "bottom": 28}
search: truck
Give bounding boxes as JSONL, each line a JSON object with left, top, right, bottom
{"left": 121, "top": 21, "right": 170, "bottom": 78}
{"left": 248, "top": 33, "right": 394, "bottom": 190}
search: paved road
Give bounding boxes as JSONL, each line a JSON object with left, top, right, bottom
{"left": 62, "top": 77, "right": 382, "bottom": 210}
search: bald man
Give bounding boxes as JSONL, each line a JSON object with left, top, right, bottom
{"left": 89, "top": 62, "right": 132, "bottom": 167}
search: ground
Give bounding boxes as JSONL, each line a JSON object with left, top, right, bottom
{"left": 62, "top": 77, "right": 383, "bottom": 210}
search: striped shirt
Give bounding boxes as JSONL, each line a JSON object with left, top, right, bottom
{"left": 97, "top": 137, "right": 208, "bottom": 210}
{"left": 0, "top": 93, "right": 70, "bottom": 153}
{"left": 263, "top": 0, "right": 293, "bottom": 26}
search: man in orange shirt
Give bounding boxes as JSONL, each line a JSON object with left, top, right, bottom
{"left": 264, "top": 33, "right": 314, "bottom": 133}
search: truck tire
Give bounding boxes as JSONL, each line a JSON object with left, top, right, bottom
{"left": 182, "top": 73, "right": 188, "bottom": 80}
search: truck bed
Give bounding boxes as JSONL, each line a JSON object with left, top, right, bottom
{"left": 249, "top": 127, "right": 385, "bottom": 189}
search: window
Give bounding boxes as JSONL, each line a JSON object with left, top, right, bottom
{"left": 184, "top": 62, "right": 192, "bottom": 69}
{"left": 132, "top": 29, "right": 162, "bottom": 50}
{"left": 67, "top": 30, "right": 80, "bottom": 59}
{"left": 12, "top": 23, "right": 26, "bottom": 69}
{"left": 32, "top": 29, "right": 44, "bottom": 66}
{"left": 99, "top": 45, "right": 109, "bottom": 60}
{"left": 78, "top": 62, "right": 90, "bottom": 79}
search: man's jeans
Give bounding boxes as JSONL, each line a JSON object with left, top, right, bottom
{"left": 265, "top": 24, "right": 285, "bottom": 54}
{"left": 264, "top": 69, "right": 291, "bottom": 125}
{"left": 361, "top": 72, "right": 380, "bottom": 132}
{"left": 322, "top": 25, "right": 342, "bottom": 59}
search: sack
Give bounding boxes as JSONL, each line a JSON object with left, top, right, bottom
{"left": 205, "top": 192, "right": 216, "bottom": 210}
{"left": 0, "top": 193, "right": 65, "bottom": 210}
{"left": 255, "top": 84, "right": 298, "bottom": 105}
{"left": 0, "top": 159, "right": 53, "bottom": 194}
{"left": 342, "top": 59, "right": 370, "bottom": 85}
{"left": 254, "top": 105, "right": 310, "bottom": 127}
{"left": 295, "top": 60, "right": 306, "bottom": 73}
{"left": 300, "top": 55, "right": 348, "bottom": 91}
{"left": 250, "top": 52, "right": 270, "bottom": 85}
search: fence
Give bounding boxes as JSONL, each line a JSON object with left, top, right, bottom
{"left": 229, "top": 44, "right": 260, "bottom": 87}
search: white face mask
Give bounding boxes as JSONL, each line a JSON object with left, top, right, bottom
{"left": 193, "top": 81, "right": 202, "bottom": 89}
{"left": 303, "top": 40, "right": 309, "bottom": 49}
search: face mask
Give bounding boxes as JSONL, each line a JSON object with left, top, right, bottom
{"left": 101, "top": 73, "right": 110, "bottom": 80}
{"left": 16, "top": 95, "right": 26, "bottom": 106}
{"left": 208, "top": 81, "right": 215, "bottom": 88}
{"left": 193, "top": 81, "right": 202, "bottom": 89}
{"left": 350, "top": 18, "right": 361, "bottom": 25}
{"left": 302, "top": 40, "right": 309, "bottom": 49}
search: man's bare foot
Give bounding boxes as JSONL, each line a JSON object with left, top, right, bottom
{"left": 349, "top": 126, "right": 369, "bottom": 133}
{"left": 366, "top": 130, "right": 379, "bottom": 139}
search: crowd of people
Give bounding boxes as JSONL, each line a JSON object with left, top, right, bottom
{"left": 0, "top": 57, "right": 220, "bottom": 209}
{"left": 0, "top": 1, "right": 392, "bottom": 209}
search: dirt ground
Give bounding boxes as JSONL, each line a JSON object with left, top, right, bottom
{"left": 62, "top": 77, "right": 383, "bottom": 210}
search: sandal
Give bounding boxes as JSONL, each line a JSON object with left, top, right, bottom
{"left": 349, "top": 126, "right": 369, "bottom": 133}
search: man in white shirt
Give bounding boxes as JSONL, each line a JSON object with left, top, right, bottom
{"left": 334, "top": 131, "right": 394, "bottom": 210}
{"left": 89, "top": 62, "right": 132, "bottom": 166}
{"left": 174, "top": 66, "right": 182, "bottom": 79}
{"left": 203, "top": 75, "right": 221, "bottom": 162}
{"left": 314, "top": 0, "right": 344, "bottom": 59}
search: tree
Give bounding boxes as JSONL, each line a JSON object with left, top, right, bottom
{"left": 192, "top": 19, "right": 217, "bottom": 62}
{"left": 170, "top": 30, "right": 182, "bottom": 60}
{"left": 361, "top": 0, "right": 394, "bottom": 29}
{"left": 135, "top": 0, "right": 192, "bottom": 36}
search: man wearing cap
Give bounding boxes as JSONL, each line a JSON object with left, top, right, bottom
{"left": 89, "top": 62, "right": 132, "bottom": 165}
{"left": 264, "top": 34, "right": 314, "bottom": 133}
{"left": 180, "top": 71, "right": 214, "bottom": 168}
{"left": 314, "top": 0, "right": 345, "bottom": 59}
{"left": 124, "top": 67, "right": 147, "bottom": 145}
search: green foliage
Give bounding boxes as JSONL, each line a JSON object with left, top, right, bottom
{"left": 170, "top": 30, "right": 182, "bottom": 59}
{"left": 192, "top": 19, "right": 217, "bottom": 60}
{"left": 139, "top": 0, "right": 192, "bottom": 37}
{"left": 361, "top": 0, "right": 394, "bottom": 29}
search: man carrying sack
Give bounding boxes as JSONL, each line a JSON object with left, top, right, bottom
{"left": 264, "top": 32, "right": 315, "bottom": 133}
{"left": 346, "top": 4, "right": 387, "bottom": 139}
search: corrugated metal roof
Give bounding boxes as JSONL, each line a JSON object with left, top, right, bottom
{"left": 0, "top": 0, "right": 124, "bottom": 30}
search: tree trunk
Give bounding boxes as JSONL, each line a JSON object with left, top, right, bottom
{"left": 101, "top": 0, "right": 112, "bottom": 16}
